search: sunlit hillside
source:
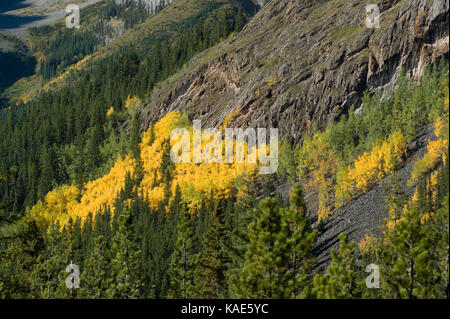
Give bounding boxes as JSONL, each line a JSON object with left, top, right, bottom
{"left": 28, "top": 111, "right": 261, "bottom": 228}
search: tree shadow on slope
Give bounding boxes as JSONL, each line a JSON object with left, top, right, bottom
{"left": 0, "top": 50, "right": 36, "bottom": 104}
{"left": 0, "top": 0, "right": 45, "bottom": 30}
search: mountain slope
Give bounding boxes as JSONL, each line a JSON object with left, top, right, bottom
{"left": 0, "top": 0, "right": 449, "bottom": 300}
{"left": 1, "top": 0, "right": 258, "bottom": 104}
{"left": 138, "top": 0, "right": 448, "bottom": 140}
{"left": 131, "top": 0, "right": 449, "bottom": 265}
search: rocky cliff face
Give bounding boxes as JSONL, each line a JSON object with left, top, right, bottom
{"left": 139, "top": 0, "right": 448, "bottom": 143}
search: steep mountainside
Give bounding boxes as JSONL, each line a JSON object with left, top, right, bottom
{"left": 0, "top": 0, "right": 105, "bottom": 39}
{"left": 1, "top": 0, "right": 258, "bottom": 103}
{"left": 138, "top": 0, "right": 448, "bottom": 142}
{"left": 132, "top": 0, "right": 449, "bottom": 264}
{"left": 0, "top": 0, "right": 449, "bottom": 300}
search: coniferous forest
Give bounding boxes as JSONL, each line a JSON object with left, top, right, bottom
{"left": 0, "top": 0, "right": 448, "bottom": 300}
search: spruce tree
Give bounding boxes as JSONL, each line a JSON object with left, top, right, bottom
{"left": 87, "top": 125, "right": 102, "bottom": 177}
{"left": 235, "top": 184, "right": 316, "bottom": 298}
{"left": 376, "top": 197, "right": 448, "bottom": 298}
{"left": 31, "top": 223, "right": 68, "bottom": 298}
{"left": 74, "top": 135, "right": 87, "bottom": 200}
{"left": 107, "top": 207, "right": 142, "bottom": 299}
{"left": 80, "top": 235, "right": 112, "bottom": 298}
{"left": 148, "top": 122, "right": 155, "bottom": 146}
{"left": 37, "top": 144, "right": 55, "bottom": 200}
{"left": 167, "top": 205, "right": 198, "bottom": 298}
{"left": 224, "top": 177, "right": 255, "bottom": 294}
{"left": 313, "top": 233, "right": 366, "bottom": 298}
{"left": 129, "top": 112, "right": 141, "bottom": 160}
{"left": 197, "top": 203, "right": 229, "bottom": 298}
{"left": 235, "top": 197, "right": 287, "bottom": 298}
{"left": 382, "top": 175, "right": 409, "bottom": 226}
{"left": 55, "top": 223, "right": 79, "bottom": 299}
{"left": 71, "top": 217, "right": 83, "bottom": 265}
{"left": 160, "top": 139, "right": 175, "bottom": 187}
{"left": 0, "top": 219, "right": 44, "bottom": 298}
{"left": 284, "top": 184, "right": 317, "bottom": 298}
{"left": 234, "top": 7, "right": 246, "bottom": 32}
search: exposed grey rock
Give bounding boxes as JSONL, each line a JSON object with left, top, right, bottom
{"left": 133, "top": 0, "right": 448, "bottom": 266}
{"left": 137, "top": 1, "right": 447, "bottom": 213}
{"left": 138, "top": 0, "right": 448, "bottom": 146}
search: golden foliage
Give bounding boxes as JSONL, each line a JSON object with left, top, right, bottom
{"left": 28, "top": 185, "right": 78, "bottom": 229}
{"left": 221, "top": 107, "right": 241, "bottom": 129}
{"left": 74, "top": 155, "right": 135, "bottom": 222}
{"left": 409, "top": 130, "right": 448, "bottom": 186}
{"left": 358, "top": 234, "right": 374, "bottom": 253}
{"left": 335, "top": 132, "right": 407, "bottom": 206}
{"left": 106, "top": 106, "right": 114, "bottom": 117}
{"left": 29, "top": 156, "right": 136, "bottom": 228}
{"left": 434, "top": 116, "right": 445, "bottom": 138}
{"left": 43, "top": 55, "right": 92, "bottom": 91}
{"left": 297, "top": 130, "right": 337, "bottom": 188}
{"left": 124, "top": 95, "right": 142, "bottom": 116}
{"left": 266, "top": 75, "right": 279, "bottom": 87}
{"left": 317, "top": 181, "right": 333, "bottom": 221}
{"left": 297, "top": 129, "right": 338, "bottom": 220}
{"left": 29, "top": 112, "right": 259, "bottom": 228}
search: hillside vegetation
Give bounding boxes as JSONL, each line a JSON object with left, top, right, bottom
{"left": 0, "top": 0, "right": 448, "bottom": 299}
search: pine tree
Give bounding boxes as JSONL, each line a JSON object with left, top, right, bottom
{"left": 382, "top": 175, "right": 409, "bottom": 226}
{"left": 234, "top": 7, "right": 246, "bottom": 32}
{"left": 235, "top": 184, "right": 316, "bottom": 298}
{"left": 431, "top": 196, "right": 449, "bottom": 299}
{"left": 168, "top": 184, "right": 183, "bottom": 216}
{"left": 82, "top": 213, "right": 94, "bottom": 253}
{"left": 437, "top": 153, "right": 449, "bottom": 204}
{"left": 376, "top": 194, "right": 449, "bottom": 298}
{"left": 0, "top": 219, "right": 44, "bottom": 298}
{"left": 167, "top": 205, "right": 198, "bottom": 298}
{"left": 148, "top": 122, "right": 155, "bottom": 146}
{"left": 235, "top": 197, "right": 287, "bottom": 298}
{"left": 313, "top": 233, "right": 366, "bottom": 298}
{"left": 224, "top": 178, "right": 255, "bottom": 294}
{"left": 31, "top": 223, "right": 68, "bottom": 298}
{"left": 55, "top": 223, "right": 79, "bottom": 299}
{"left": 284, "top": 184, "right": 317, "bottom": 298}
{"left": 160, "top": 139, "right": 175, "bottom": 186}
{"left": 80, "top": 235, "right": 112, "bottom": 298}
{"left": 160, "top": 139, "right": 175, "bottom": 201}
{"left": 107, "top": 207, "right": 142, "bottom": 299}
{"left": 71, "top": 217, "right": 83, "bottom": 265}
{"left": 197, "top": 202, "right": 229, "bottom": 298}
{"left": 74, "top": 135, "right": 87, "bottom": 200}
{"left": 37, "top": 144, "right": 55, "bottom": 200}
{"left": 87, "top": 125, "right": 103, "bottom": 176}
{"left": 129, "top": 112, "right": 141, "bottom": 161}
{"left": 129, "top": 112, "right": 144, "bottom": 185}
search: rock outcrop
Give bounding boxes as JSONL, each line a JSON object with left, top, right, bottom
{"left": 139, "top": 0, "right": 449, "bottom": 143}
